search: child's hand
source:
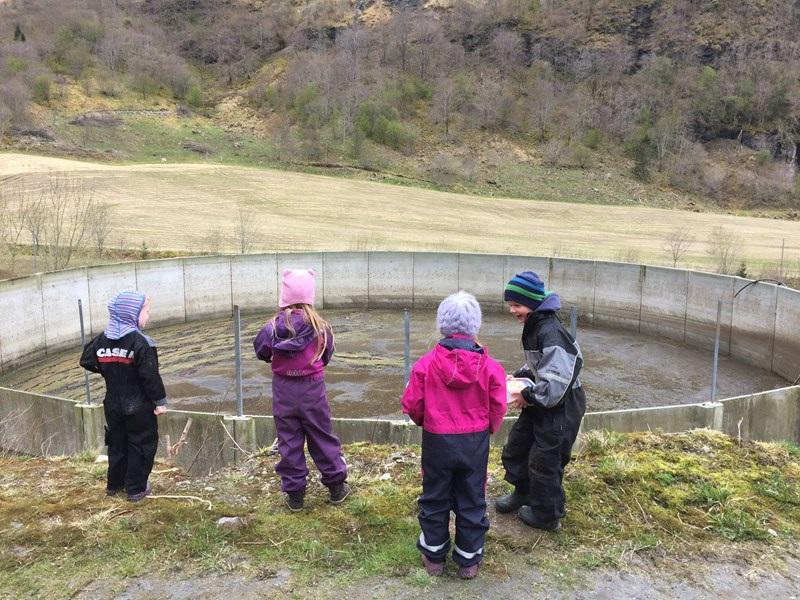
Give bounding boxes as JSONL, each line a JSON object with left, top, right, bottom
{"left": 154, "top": 406, "right": 167, "bottom": 416}
{"left": 508, "top": 390, "right": 528, "bottom": 409}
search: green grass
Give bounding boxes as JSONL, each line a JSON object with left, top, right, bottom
{"left": 1, "top": 431, "right": 799, "bottom": 597}
{"left": 55, "top": 114, "right": 277, "bottom": 166}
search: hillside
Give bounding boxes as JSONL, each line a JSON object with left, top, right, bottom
{"left": 1, "top": 0, "right": 799, "bottom": 218}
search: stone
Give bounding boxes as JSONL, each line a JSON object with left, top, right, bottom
{"left": 216, "top": 516, "right": 244, "bottom": 528}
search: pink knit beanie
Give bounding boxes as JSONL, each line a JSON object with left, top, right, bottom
{"left": 279, "top": 269, "right": 316, "bottom": 308}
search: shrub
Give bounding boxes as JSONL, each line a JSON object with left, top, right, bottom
{"left": 663, "top": 142, "right": 707, "bottom": 193}
{"left": 52, "top": 26, "right": 95, "bottom": 77}
{"left": 583, "top": 128, "right": 602, "bottom": 149}
{"left": 396, "top": 75, "right": 432, "bottom": 105}
{"left": 184, "top": 85, "right": 203, "bottom": 108}
{"left": 756, "top": 149, "right": 772, "bottom": 167}
{"left": 428, "top": 152, "right": 463, "bottom": 185}
{"left": 571, "top": 144, "right": 592, "bottom": 168}
{"left": 356, "top": 102, "right": 414, "bottom": 151}
{"left": 626, "top": 127, "right": 655, "bottom": 182}
{"left": 706, "top": 226, "right": 742, "bottom": 274}
{"left": 246, "top": 84, "right": 279, "bottom": 110}
{"left": 5, "top": 56, "right": 27, "bottom": 73}
{"left": 31, "top": 75, "right": 52, "bottom": 104}
{"left": 291, "top": 84, "right": 322, "bottom": 125}
{"left": 129, "top": 69, "right": 158, "bottom": 99}
{"left": 0, "top": 103, "right": 11, "bottom": 137}
{"left": 542, "top": 138, "right": 567, "bottom": 167}
{"left": 97, "top": 74, "right": 123, "bottom": 97}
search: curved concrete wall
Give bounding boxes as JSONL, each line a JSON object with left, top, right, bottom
{"left": 1, "top": 252, "right": 798, "bottom": 382}
{"left": 2, "top": 386, "right": 798, "bottom": 475}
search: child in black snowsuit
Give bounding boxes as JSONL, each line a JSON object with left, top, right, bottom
{"left": 80, "top": 291, "right": 167, "bottom": 502}
{"left": 494, "top": 271, "right": 586, "bottom": 531}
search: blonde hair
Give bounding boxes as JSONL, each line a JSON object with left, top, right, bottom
{"left": 271, "top": 303, "right": 332, "bottom": 363}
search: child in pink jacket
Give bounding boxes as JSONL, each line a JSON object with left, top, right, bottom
{"left": 401, "top": 291, "right": 507, "bottom": 580}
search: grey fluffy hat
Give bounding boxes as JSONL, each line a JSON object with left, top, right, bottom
{"left": 437, "top": 291, "right": 482, "bottom": 337}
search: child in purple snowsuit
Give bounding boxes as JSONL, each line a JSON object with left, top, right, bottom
{"left": 253, "top": 269, "right": 349, "bottom": 511}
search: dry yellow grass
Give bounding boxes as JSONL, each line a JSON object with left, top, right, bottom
{"left": 1, "top": 152, "right": 797, "bottom": 269}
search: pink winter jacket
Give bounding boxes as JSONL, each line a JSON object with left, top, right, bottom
{"left": 401, "top": 337, "right": 507, "bottom": 435}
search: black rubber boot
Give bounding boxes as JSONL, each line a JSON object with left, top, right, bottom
{"left": 517, "top": 505, "right": 561, "bottom": 531}
{"left": 494, "top": 488, "right": 528, "bottom": 514}
{"left": 285, "top": 489, "right": 305, "bottom": 512}
{"left": 328, "top": 482, "right": 351, "bottom": 505}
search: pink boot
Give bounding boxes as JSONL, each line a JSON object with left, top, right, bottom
{"left": 421, "top": 554, "right": 444, "bottom": 576}
{"left": 457, "top": 563, "right": 479, "bottom": 579}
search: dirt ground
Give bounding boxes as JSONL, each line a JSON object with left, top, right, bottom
{"left": 1, "top": 153, "right": 798, "bottom": 268}
{"left": 73, "top": 536, "right": 800, "bottom": 600}
{"left": 0, "top": 309, "right": 786, "bottom": 417}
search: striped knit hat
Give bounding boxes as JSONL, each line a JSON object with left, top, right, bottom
{"left": 105, "top": 291, "right": 146, "bottom": 340}
{"left": 504, "top": 271, "right": 551, "bottom": 310}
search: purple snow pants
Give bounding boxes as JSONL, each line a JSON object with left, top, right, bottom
{"left": 271, "top": 373, "right": 347, "bottom": 492}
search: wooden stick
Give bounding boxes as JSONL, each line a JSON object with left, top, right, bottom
{"left": 148, "top": 494, "right": 213, "bottom": 510}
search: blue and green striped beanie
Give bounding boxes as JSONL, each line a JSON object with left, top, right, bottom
{"left": 504, "top": 271, "right": 551, "bottom": 310}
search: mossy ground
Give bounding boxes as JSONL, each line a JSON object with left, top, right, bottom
{"left": 1, "top": 430, "right": 799, "bottom": 598}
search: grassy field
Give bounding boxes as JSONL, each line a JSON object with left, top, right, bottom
{"left": 1, "top": 431, "right": 798, "bottom": 597}
{"left": 1, "top": 153, "right": 798, "bottom": 277}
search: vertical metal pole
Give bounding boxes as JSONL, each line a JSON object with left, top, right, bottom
{"left": 711, "top": 300, "right": 722, "bottom": 403}
{"left": 78, "top": 299, "right": 92, "bottom": 405}
{"left": 779, "top": 238, "right": 785, "bottom": 279}
{"left": 233, "top": 304, "right": 244, "bottom": 417}
{"left": 403, "top": 308, "right": 411, "bottom": 386}
{"left": 570, "top": 305, "right": 578, "bottom": 340}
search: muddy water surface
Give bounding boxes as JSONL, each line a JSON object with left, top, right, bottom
{"left": 0, "top": 310, "right": 787, "bottom": 418}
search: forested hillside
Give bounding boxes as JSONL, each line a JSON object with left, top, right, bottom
{"left": 2, "top": 0, "right": 800, "bottom": 213}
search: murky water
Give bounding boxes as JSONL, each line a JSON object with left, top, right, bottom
{"left": 0, "top": 310, "right": 787, "bottom": 418}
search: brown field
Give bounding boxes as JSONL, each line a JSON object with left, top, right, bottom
{"left": 1, "top": 152, "right": 798, "bottom": 271}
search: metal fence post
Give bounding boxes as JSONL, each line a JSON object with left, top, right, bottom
{"left": 403, "top": 309, "right": 411, "bottom": 386}
{"left": 78, "top": 299, "right": 92, "bottom": 405}
{"left": 233, "top": 304, "right": 244, "bottom": 417}
{"left": 711, "top": 300, "right": 722, "bottom": 403}
{"left": 570, "top": 305, "right": 578, "bottom": 340}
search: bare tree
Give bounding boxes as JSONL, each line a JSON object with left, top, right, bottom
{"left": 473, "top": 77, "right": 510, "bottom": 130}
{"left": 336, "top": 25, "right": 366, "bottom": 86}
{"left": 0, "top": 184, "right": 8, "bottom": 274}
{"left": 491, "top": 28, "right": 523, "bottom": 74}
{"left": 411, "top": 18, "right": 444, "bottom": 81}
{"left": 20, "top": 185, "right": 46, "bottom": 271}
{"left": 235, "top": 206, "right": 258, "bottom": 254}
{"left": 201, "top": 227, "right": 227, "bottom": 254}
{"left": 431, "top": 77, "right": 456, "bottom": 134}
{"left": 0, "top": 79, "right": 30, "bottom": 125}
{"left": 0, "top": 103, "right": 11, "bottom": 138}
{"left": 651, "top": 109, "right": 688, "bottom": 163}
{"left": 664, "top": 228, "right": 695, "bottom": 267}
{"left": 390, "top": 7, "right": 411, "bottom": 72}
{"left": 43, "top": 177, "right": 96, "bottom": 270}
{"left": 529, "top": 76, "right": 556, "bottom": 140}
{"left": 87, "top": 201, "right": 114, "bottom": 256}
{"left": 706, "top": 225, "right": 742, "bottom": 275}
{"left": 0, "top": 179, "right": 31, "bottom": 275}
